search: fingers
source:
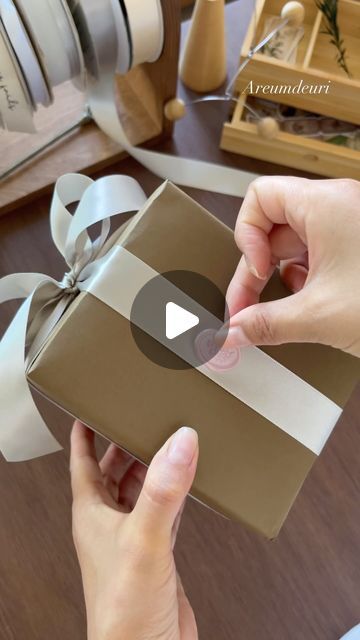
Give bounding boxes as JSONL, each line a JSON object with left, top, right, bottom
{"left": 100, "top": 443, "right": 134, "bottom": 479}
{"left": 118, "top": 461, "right": 147, "bottom": 512}
{"left": 70, "top": 421, "right": 106, "bottom": 506}
{"left": 133, "top": 427, "right": 198, "bottom": 542}
{"left": 227, "top": 177, "right": 310, "bottom": 317}
{"left": 269, "top": 225, "right": 307, "bottom": 261}
{"left": 280, "top": 258, "right": 309, "bottom": 293}
{"left": 220, "top": 290, "right": 320, "bottom": 348}
{"left": 226, "top": 255, "right": 276, "bottom": 316}
{"left": 236, "top": 220, "right": 271, "bottom": 280}
{"left": 234, "top": 176, "right": 309, "bottom": 280}
{"left": 100, "top": 444, "right": 134, "bottom": 502}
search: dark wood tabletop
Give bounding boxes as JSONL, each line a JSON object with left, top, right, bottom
{"left": 0, "top": 3, "right": 359, "bottom": 639}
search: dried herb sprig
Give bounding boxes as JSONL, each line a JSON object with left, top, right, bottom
{"left": 315, "top": 0, "right": 351, "bottom": 77}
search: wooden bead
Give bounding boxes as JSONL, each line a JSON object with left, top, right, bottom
{"left": 164, "top": 98, "right": 186, "bottom": 121}
{"left": 281, "top": 1, "right": 305, "bottom": 26}
{"left": 257, "top": 117, "right": 280, "bottom": 140}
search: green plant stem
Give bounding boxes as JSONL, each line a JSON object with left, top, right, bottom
{"left": 315, "top": 0, "right": 351, "bottom": 77}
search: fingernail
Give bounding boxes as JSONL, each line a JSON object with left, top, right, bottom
{"left": 245, "top": 256, "right": 267, "bottom": 281}
{"left": 167, "top": 427, "right": 198, "bottom": 466}
{"left": 216, "top": 325, "right": 251, "bottom": 348}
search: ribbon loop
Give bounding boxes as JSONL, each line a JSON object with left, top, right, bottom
{"left": 0, "top": 273, "right": 50, "bottom": 305}
{"left": 0, "top": 173, "right": 148, "bottom": 461}
{"left": 50, "top": 173, "right": 94, "bottom": 262}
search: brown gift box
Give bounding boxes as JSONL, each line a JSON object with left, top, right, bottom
{"left": 27, "top": 182, "right": 359, "bottom": 538}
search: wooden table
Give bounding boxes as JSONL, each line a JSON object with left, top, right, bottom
{"left": 0, "top": 3, "right": 359, "bottom": 639}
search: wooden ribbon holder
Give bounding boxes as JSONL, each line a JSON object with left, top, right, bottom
{"left": 0, "top": 0, "right": 181, "bottom": 215}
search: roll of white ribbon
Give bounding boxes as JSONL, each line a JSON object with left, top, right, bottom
{"left": 69, "top": 0, "right": 131, "bottom": 78}
{"left": 15, "top": 0, "right": 80, "bottom": 86}
{"left": 58, "top": 0, "right": 86, "bottom": 89}
{"left": 123, "top": 0, "right": 164, "bottom": 66}
{"left": 0, "top": 0, "right": 51, "bottom": 107}
{"left": 110, "top": 0, "right": 132, "bottom": 74}
{"left": 0, "top": 19, "right": 35, "bottom": 132}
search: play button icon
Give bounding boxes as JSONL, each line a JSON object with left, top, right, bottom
{"left": 166, "top": 302, "right": 199, "bottom": 340}
{"left": 130, "top": 269, "right": 230, "bottom": 370}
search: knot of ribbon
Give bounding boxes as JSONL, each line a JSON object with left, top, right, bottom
{"left": 0, "top": 173, "right": 148, "bottom": 462}
{"left": 60, "top": 270, "right": 80, "bottom": 295}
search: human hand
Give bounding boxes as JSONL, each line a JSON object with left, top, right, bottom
{"left": 219, "top": 177, "right": 360, "bottom": 357}
{"left": 70, "top": 421, "right": 199, "bottom": 640}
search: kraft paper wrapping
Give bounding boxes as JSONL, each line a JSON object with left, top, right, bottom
{"left": 27, "top": 182, "right": 360, "bottom": 538}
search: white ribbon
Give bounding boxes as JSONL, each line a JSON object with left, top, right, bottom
{"left": 88, "top": 75, "right": 258, "bottom": 199}
{"left": 0, "top": 173, "right": 148, "bottom": 461}
{"left": 84, "top": 245, "right": 342, "bottom": 456}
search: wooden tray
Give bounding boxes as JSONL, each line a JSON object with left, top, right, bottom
{"left": 221, "top": 94, "right": 360, "bottom": 178}
{"left": 233, "top": 0, "right": 360, "bottom": 125}
{"left": 221, "top": 0, "right": 360, "bottom": 177}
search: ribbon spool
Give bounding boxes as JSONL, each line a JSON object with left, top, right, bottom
{"left": 15, "top": 0, "right": 83, "bottom": 88}
{"left": 0, "top": 0, "right": 305, "bottom": 198}
{"left": 0, "top": 17, "right": 36, "bottom": 132}
{"left": 0, "top": 0, "right": 165, "bottom": 132}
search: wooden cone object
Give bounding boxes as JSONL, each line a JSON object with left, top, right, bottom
{"left": 180, "top": 0, "right": 227, "bottom": 93}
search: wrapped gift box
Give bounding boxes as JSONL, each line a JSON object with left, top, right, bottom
{"left": 26, "top": 181, "right": 359, "bottom": 538}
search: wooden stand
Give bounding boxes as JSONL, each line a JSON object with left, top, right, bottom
{"left": 0, "top": 0, "right": 181, "bottom": 215}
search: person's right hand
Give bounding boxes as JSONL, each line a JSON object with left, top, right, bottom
{"left": 219, "top": 177, "right": 360, "bottom": 357}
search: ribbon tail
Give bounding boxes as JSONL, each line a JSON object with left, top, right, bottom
{"left": 0, "top": 289, "right": 62, "bottom": 462}
{"left": 88, "top": 76, "right": 258, "bottom": 199}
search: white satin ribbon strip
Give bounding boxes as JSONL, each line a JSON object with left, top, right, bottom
{"left": 88, "top": 76, "right": 258, "bottom": 199}
{"left": 0, "top": 279, "right": 62, "bottom": 461}
{"left": 123, "top": 0, "right": 165, "bottom": 66}
{"left": 0, "top": 173, "right": 148, "bottom": 462}
{"left": 83, "top": 246, "right": 342, "bottom": 456}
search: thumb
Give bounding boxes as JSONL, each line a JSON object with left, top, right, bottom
{"left": 219, "top": 291, "right": 319, "bottom": 348}
{"left": 133, "top": 427, "right": 198, "bottom": 541}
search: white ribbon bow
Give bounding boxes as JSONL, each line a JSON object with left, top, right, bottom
{"left": 0, "top": 173, "right": 148, "bottom": 462}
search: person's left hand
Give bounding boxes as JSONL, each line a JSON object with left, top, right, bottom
{"left": 70, "top": 421, "right": 199, "bottom": 640}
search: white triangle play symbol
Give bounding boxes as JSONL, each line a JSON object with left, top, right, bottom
{"left": 166, "top": 302, "right": 199, "bottom": 340}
